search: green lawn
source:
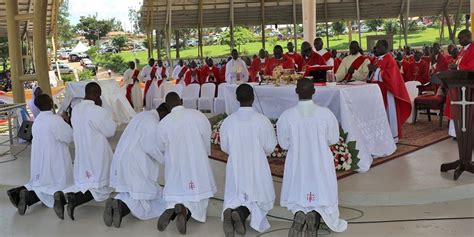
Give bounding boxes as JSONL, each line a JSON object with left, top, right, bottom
{"left": 119, "top": 27, "right": 453, "bottom": 64}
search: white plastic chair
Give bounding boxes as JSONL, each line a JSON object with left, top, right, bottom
{"left": 153, "top": 84, "right": 184, "bottom": 107}
{"left": 182, "top": 84, "right": 200, "bottom": 109}
{"left": 213, "top": 83, "right": 228, "bottom": 114}
{"left": 405, "top": 81, "right": 421, "bottom": 124}
{"left": 198, "top": 83, "right": 216, "bottom": 112}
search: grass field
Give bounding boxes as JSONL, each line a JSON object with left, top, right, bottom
{"left": 119, "top": 27, "right": 454, "bottom": 64}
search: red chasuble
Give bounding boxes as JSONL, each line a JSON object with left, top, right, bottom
{"left": 302, "top": 52, "right": 327, "bottom": 71}
{"left": 199, "top": 65, "right": 221, "bottom": 84}
{"left": 285, "top": 52, "right": 304, "bottom": 72}
{"left": 405, "top": 60, "right": 430, "bottom": 84}
{"left": 249, "top": 58, "right": 267, "bottom": 82}
{"left": 374, "top": 54, "right": 412, "bottom": 138}
{"left": 401, "top": 55, "right": 414, "bottom": 81}
{"left": 320, "top": 51, "right": 332, "bottom": 64}
{"left": 126, "top": 69, "right": 140, "bottom": 106}
{"left": 333, "top": 57, "right": 342, "bottom": 74}
{"left": 434, "top": 53, "right": 449, "bottom": 73}
{"left": 219, "top": 64, "right": 226, "bottom": 83}
{"left": 184, "top": 68, "right": 201, "bottom": 85}
{"left": 343, "top": 55, "right": 366, "bottom": 81}
{"left": 175, "top": 66, "right": 188, "bottom": 84}
{"left": 264, "top": 56, "right": 295, "bottom": 76}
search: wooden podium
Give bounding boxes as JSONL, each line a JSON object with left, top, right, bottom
{"left": 438, "top": 70, "right": 474, "bottom": 180}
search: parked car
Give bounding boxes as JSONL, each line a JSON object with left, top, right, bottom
{"left": 83, "top": 62, "right": 97, "bottom": 75}
{"left": 68, "top": 53, "right": 88, "bottom": 62}
{"left": 59, "top": 50, "right": 71, "bottom": 60}
{"left": 99, "top": 47, "right": 118, "bottom": 54}
{"left": 51, "top": 63, "right": 74, "bottom": 74}
{"left": 80, "top": 58, "right": 92, "bottom": 67}
{"left": 186, "top": 39, "right": 199, "bottom": 47}
{"left": 132, "top": 46, "right": 146, "bottom": 52}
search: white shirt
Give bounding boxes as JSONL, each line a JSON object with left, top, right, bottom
{"left": 110, "top": 110, "right": 163, "bottom": 200}
{"left": 71, "top": 100, "right": 117, "bottom": 193}
{"left": 220, "top": 107, "right": 277, "bottom": 232}
{"left": 277, "top": 100, "right": 347, "bottom": 232}
{"left": 225, "top": 58, "right": 249, "bottom": 84}
{"left": 316, "top": 49, "right": 334, "bottom": 66}
{"left": 334, "top": 53, "right": 370, "bottom": 81}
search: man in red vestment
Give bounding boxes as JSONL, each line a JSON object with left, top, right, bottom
{"left": 249, "top": 49, "right": 267, "bottom": 82}
{"left": 285, "top": 42, "right": 304, "bottom": 72}
{"left": 446, "top": 44, "right": 459, "bottom": 65}
{"left": 264, "top": 45, "right": 295, "bottom": 76}
{"left": 401, "top": 46, "right": 414, "bottom": 81}
{"left": 301, "top": 41, "right": 326, "bottom": 71}
{"left": 368, "top": 40, "right": 412, "bottom": 141}
{"left": 200, "top": 58, "right": 221, "bottom": 84}
{"left": 335, "top": 41, "right": 370, "bottom": 81}
{"left": 219, "top": 58, "right": 229, "bottom": 83}
{"left": 176, "top": 62, "right": 189, "bottom": 85}
{"left": 331, "top": 49, "right": 342, "bottom": 73}
{"left": 184, "top": 61, "right": 201, "bottom": 85}
{"left": 421, "top": 46, "right": 431, "bottom": 66}
{"left": 313, "top": 37, "right": 333, "bottom": 66}
{"left": 431, "top": 43, "right": 449, "bottom": 74}
{"left": 405, "top": 51, "right": 430, "bottom": 84}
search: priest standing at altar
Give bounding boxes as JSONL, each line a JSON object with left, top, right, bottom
{"left": 335, "top": 41, "right": 370, "bottom": 81}
{"left": 285, "top": 42, "right": 304, "bottom": 72}
{"left": 368, "top": 40, "right": 411, "bottom": 141}
{"left": 277, "top": 79, "right": 347, "bottom": 237}
{"left": 220, "top": 84, "right": 277, "bottom": 236}
{"left": 225, "top": 49, "right": 249, "bottom": 84}
{"left": 249, "top": 49, "right": 267, "bottom": 82}
{"left": 301, "top": 42, "right": 326, "bottom": 70}
{"left": 264, "top": 45, "right": 295, "bottom": 76}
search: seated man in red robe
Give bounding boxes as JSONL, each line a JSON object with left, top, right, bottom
{"left": 405, "top": 51, "right": 429, "bottom": 84}
{"left": 264, "top": 45, "right": 296, "bottom": 76}
{"left": 446, "top": 44, "right": 459, "bottom": 65}
{"left": 368, "top": 39, "right": 411, "bottom": 142}
{"left": 285, "top": 42, "right": 304, "bottom": 72}
{"left": 431, "top": 43, "right": 449, "bottom": 74}
{"left": 249, "top": 49, "right": 267, "bottom": 82}
{"left": 401, "top": 46, "right": 414, "bottom": 81}
{"left": 421, "top": 46, "right": 431, "bottom": 65}
{"left": 300, "top": 41, "right": 326, "bottom": 71}
{"left": 200, "top": 58, "right": 221, "bottom": 84}
{"left": 183, "top": 61, "right": 201, "bottom": 85}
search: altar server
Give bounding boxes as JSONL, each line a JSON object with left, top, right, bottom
{"left": 220, "top": 84, "right": 277, "bottom": 236}
{"left": 156, "top": 59, "right": 168, "bottom": 87}
{"left": 123, "top": 61, "right": 143, "bottom": 112}
{"left": 54, "top": 82, "right": 117, "bottom": 220}
{"left": 404, "top": 51, "right": 429, "bottom": 84}
{"left": 144, "top": 66, "right": 160, "bottom": 110}
{"left": 277, "top": 78, "right": 347, "bottom": 237}
{"left": 105, "top": 103, "right": 170, "bottom": 228}
{"left": 225, "top": 49, "right": 249, "bottom": 84}
{"left": 7, "top": 94, "right": 73, "bottom": 215}
{"left": 156, "top": 92, "right": 216, "bottom": 235}
{"left": 313, "top": 37, "right": 333, "bottom": 66}
{"left": 335, "top": 41, "right": 370, "bottom": 81}
{"left": 173, "top": 59, "right": 186, "bottom": 80}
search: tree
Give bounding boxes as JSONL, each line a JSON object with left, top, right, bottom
{"left": 366, "top": 19, "right": 384, "bottom": 34}
{"left": 112, "top": 35, "right": 128, "bottom": 52}
{"left": 75, "top": 14, "right": 113, "bottom": 45}
{"left": 384, "top": 19, "right": 399, "bottom": 35}
{"left": 219, "top": 27, "right": 257, "bottom": 51}
{"left": 0, "top": 37, "right": 8, "bottom": 71}
{"left": 110, "top": 18, "right": 124, "bottom": 32}
{"left": 332, "top": 21, "right": 346, "bottom": 40}
{"left": 128, "top": 7, "right": 142, "bottom": 35}
{"left": 57, "top": 0, "right": 75, "bottom": 45}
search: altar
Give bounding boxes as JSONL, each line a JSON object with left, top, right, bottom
{"left": 224, "top": 83, "right": 397, "bottom": 172}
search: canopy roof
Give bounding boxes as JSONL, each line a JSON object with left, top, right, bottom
{"left": 141, "top": 0, "right": 470, "bottom": 30}
{"left": 0, "top": 0, "right": 58, "bottom": 37}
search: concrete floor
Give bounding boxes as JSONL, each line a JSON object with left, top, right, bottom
{"left": 0, "top": 136, "right": 473, "bottom": 236}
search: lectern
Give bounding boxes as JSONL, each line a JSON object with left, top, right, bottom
{"left": 438, "top": 70, "right": 474, "bottom": 180}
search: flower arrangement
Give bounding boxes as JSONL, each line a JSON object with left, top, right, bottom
{"left": 210, "top": 116, "right": 360, "bottom": 171}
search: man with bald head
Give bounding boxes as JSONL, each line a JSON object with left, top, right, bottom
{"left": 54, "top": 82, "right": 117, "bottom": 220}
{"left": 220, "top": 84, "right": 277, "bottom": 236}
{"left": 277, "top": 79, "right": 347, "bottom": 236}
{"left": 264, "top": 45, "right": 296, "bottom": 76}
{"left": 300, "top": 41, "right": 326, "bottom": 71}
{"left": 156, "top": 92, "right": 216, "bottom": 235}
{"left": 335, "top": 41, "right": 370, "bottom": 81}
{"left": 455, "top": 30, "right": 474, "bottom": 70}
{"left": 249, "top": 49, "right": 267, "bottom": 82}
{"left": 285, "top": 42, "right": 304, "bottom": 71}
{"left": 313, "top": 37, "right": 333, "bottom": 66}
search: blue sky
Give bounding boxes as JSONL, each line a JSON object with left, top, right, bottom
{"left": 68, "top": 0, "right": 142, "bottom": 31}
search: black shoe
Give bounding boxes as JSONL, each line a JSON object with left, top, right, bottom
{"left": 223, "top": 208, "right": 234, "bottom": 237}
{"left": 231, "top": 210, "right": 246, "bottom": 235}
{"left": 112, "top": 199, "right": 130, "bottom": 228}
{"left": 53, "top": 191, "right": 66, "bottom": 220}
{"left": 288, "top": 211, "right": 305, "bottom": 237}
{"left": 175, "top": 204, "right": 188, "bottom": 235}
{"left": 66, "top": 193, "right": 76, "bottom": 220}
{"left": 17, "top": 189, "right": 28, "bottom": 215}
{"left": 305, "top": 211, "right": 321, "bottom": 237}
{"left": 7, "top": 186, "right": 26, "bottom": 208}
{"left": 103, "top": 198, "right": 114, "bottom": 227}
{"left": 157, "top": 208, "right": 177, "bottom": 231}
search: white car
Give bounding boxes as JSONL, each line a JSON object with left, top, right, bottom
{"left": 186, "top": 39, "right": 199, "bottom": 47}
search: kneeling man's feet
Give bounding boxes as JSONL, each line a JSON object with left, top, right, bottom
{"left": 289, "top": 211, "right": 305, "bottom": 237}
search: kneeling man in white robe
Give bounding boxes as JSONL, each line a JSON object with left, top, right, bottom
{"left": 104, "top": 103, "right": 171, "bottom": 228}
{"left": 277, "top": 79, "right": 347, "bottom": 237}
{"left": 54, "top": 82, "right": 117, "bottom": 220}
{"left": 7, "top": 94, "right": 74, "bottom": 216}
{"left": 220, "top": 84, "right": 277, "bottom": 236}
{"left": 156, "top": 92, "right": 216, "bottom": 235}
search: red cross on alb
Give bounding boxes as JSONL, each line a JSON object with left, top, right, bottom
{"left": 85, "top": 171, "right": 92, "bottom": 179}
{"left": 307, "top": 192, "right": 315, "bottom": 202}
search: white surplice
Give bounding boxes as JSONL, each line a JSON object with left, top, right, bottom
{"left": 334, "top": 53, "right": 370, "bottom": 81}
{"left": 27, "top": 86, "right": 41, "bottom": 119}
{"left": 220, "top": 107, "right": 277, "bottom": 233}
{"left": 68, "top": 100, "right": 117, "bottom": 201}
{"left": 156, "top": 106, "right": 216, "bottom": 222}
{"left": 225, "top": 58, "right": 249, "bottom": 84}
{"left": 24, "top": 111, "right": 74, "bottom": 208}
{"left": 140, "top": 65, "right": 153, "bottom": 82}
{"left": 123, "top": 69, "right": 143, "bottom": 113}
{"left": 316, "top": 49, "right": 334, "bottom": 66}
{"left": 145, "top": 78, "right": 160, "bottom": 110}
{"left": 277, "top": 100, "right": 347, "bottom": 232}
{"left": 172, "top": 65, "right": 183, "bottom": 80}
{"left": 110, "top": 110, "right": 166, "bottom": 220}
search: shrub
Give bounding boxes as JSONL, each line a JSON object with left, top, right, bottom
{"left": 79, "top": 69, "right": 94, "bottom": 81}
{"left": 61, "top": 74, "right": 75, "bottom": 82}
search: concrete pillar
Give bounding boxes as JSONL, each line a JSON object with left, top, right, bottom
{"left": 302, "top": 0, "right": 316, "bottom": 44}
{"left": 471, "top": 0, "right": 474, "bottom": 33}
{"left": 5, "top": 0, "right": 25, "bottom": 103}
{"left": 33, "top": 0, "right": 51, "bottom": 97}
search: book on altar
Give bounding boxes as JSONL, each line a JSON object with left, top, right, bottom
{"left": 303, "top": 65, "right": 334, "bottom": 82}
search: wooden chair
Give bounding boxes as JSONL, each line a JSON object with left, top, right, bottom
{"left": 413, "top": 74, "right": 446, "bottom": 127}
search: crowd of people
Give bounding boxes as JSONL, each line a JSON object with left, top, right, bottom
{"left": 7, "top": 29, "right": 473, "bottom": 237}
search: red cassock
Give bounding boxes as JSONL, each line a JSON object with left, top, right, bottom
{"left": 219, "top": 65, "right": 226, "bottom": 83}
{"left": 249, "top": 58, "right": 267, "bottom": 82}
{"left": 434, "top": 53, "right": 449, "bottom": 73}
{"left": 333, "top": 57, "right": 342, "bottom": 74}
{"left": 156, "top": 66, "right": 167, "bottom": 87}
{"left": 405, "top": 60, "right": 430, "bottom": 84}
{"left": 401, "top": 55, "right": 414, "bottom": 81}
{"left": 285, "top": 52, "right": 304, "bottom": 72}
{"left": 302, "top": 52, "right": 327, "bottom": 71}
{"left": 264, "top": 56, "right": 295, "bottom": 76}
{"left": 421, "top": 56, "right": 431, "bottom": 65}
{"left": 184, "top": 68, "right": 201, "bottom": 86}
{"left": 175, "top": 66, "right": 188, "bottom": 84}
{"left": 126, "top": 69, "right": 140, "bottom": 107}
{"left": 373, "top": 54, "right": 412, "bottom": 138}
{"left": 200, "top": 65, "right": 221, "bottom": 84}
{"left": 444, "top": 43, "right": 474, "bottom": 119}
